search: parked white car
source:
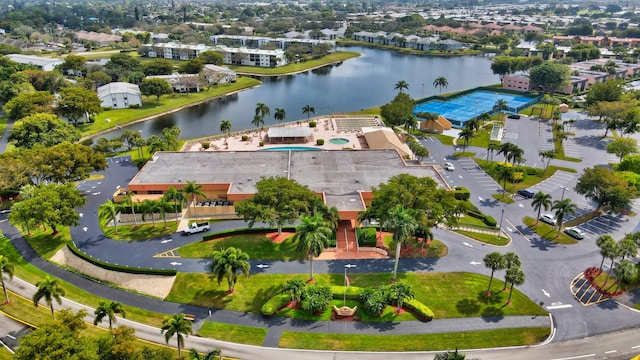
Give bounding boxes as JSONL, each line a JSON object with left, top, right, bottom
{"left": 443, "top": 162, "right": 455, "bottom": 171}
{"left": 539, "top": 214, "right": 557, "bottom": 226}
{"left": 564, "top": 227, "right": 585, "bottom": 240}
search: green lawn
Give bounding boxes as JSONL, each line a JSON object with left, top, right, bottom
{"left": 102, "top": 220, "right": 179, "bottom": 241}
{"left": 492, "top": 193, "right": 515, "bottom": 204}
{"left": 197, "top": 322, "right": 267, "bottom": 346}
{"left": 165, "top": 272, "right": 547, "bottom": 319}
{"left": 522, "top": 216, "right": 578, "bottom": 245}
{"left": 78, "top": 77, "right": 261, "bottom": 137}
{"left": 476, "top": 159, "right": 577, "bottom": 194}
{"left": 456, "top": 230, "right": 510, "bottom": 246}
{"left": 279, "top": 327, "right": 550, "bottom": 351}
{"left": 453, "top": 151, "right": 476, "bottom": 158}
{"left": 21, "top": 226, "right": 70, "bottom": 259}
{"left": 178, "top": 233, "right": 304, "bottom": 260}
{"left": 229, "top": 51, "right": 360, "bottom": 75}
{"left": 0, "top": 346, "right": 12, "bottom": 360}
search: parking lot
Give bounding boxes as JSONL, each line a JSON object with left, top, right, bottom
{"left": 528, "top": 171, "right": 576, "bottom": 195}
{"left": 449, "top": 157, "right": 502, "bottom": 192}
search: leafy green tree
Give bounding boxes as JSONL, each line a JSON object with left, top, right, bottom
{"left": 189, "top": 348, "right": 222, "bottom": 360}
{"left": 22, "top": 69, "right": 66, "bottom": 94}
{"left": 586, "top": 79, "right": 623, "bottom": 106}
{"left": 380, "top": 92, "right": 415, "bottom": 126}
{"left": 96, "top": 326, "right": 139, "bottom": 360}
{"left": 99, "top": 200, "right": 123, "bottom": 234}
{"left": 607, "top": 137, "right": 638, "bottom": 161}
{"left": 575, "top": 166, "right": 636, "bottom": 211}
{"left": 93, "top": 300, "right": 126, "bottom": 332}
{"left": 119, "top": 129, "right": 144, "bottom": 151}
{"left": 394, "top": 79, "right": 409, "bottom": 93}
{"left": 618, "top": 238, "right": 638, "bottom": 261}
{"left": 388, "top": 281, "right": 415, "bottom": 313}
{"left": 433, "top": 76, "right": 448, "bottom": 95}
{"left": 274, "top": 108, "right": 286, "bottom": 124}
{"left": 293, "top": 214, "right": 332, "bottom": 280}
{"left": 54, "top": 87, "right": 102, "bottom": 125}
{"left": 162, "top": 125, "right": 182, "bottom": 151}
{"left": 140, "top": 78, "right": 173, "bottom": 102}
{"left": 12, "top": 183, "right": 86, "bottom": 233}
{"left": 386, "top": 205, "right": 418, "bottom": 280}
{"left": 302, "top": 104, "right": 316, "bottom": 119}
{"left": 60, "top": 54, "right": 86, "bottom": 75}
{"left": 614, "top": 260, "right": 637, "bottom": 287}
{"left": 529, "top": 62, "right": 570, "bottom": 96}
{"left": 40, "top": 142, "right": 107, "bottom": 184}
{"left": 235, "top": 176, "right": 323, "bottom": 235}
{"left": 104, "top": 53, "right": 143, "bottom": 81}
{"left": 3, "top": 90, "right": 54, "bottom": 120}
{"left": 85, "top": 71, "right": 112, "bottom": 90}
{"left": 531, "top": 192, "right": 553, "bottom": 224}
{"left": 161, "top": 313, "right": 193, "bottom": 359}
{"left": 182, "top": 180, "right": 206, "bottom": 221}
{"left": 33, "top": 276, "right": 65, "bottom": 319}
{"left": 8, "top": 113, "right": 80, "bottom": 148}
{"left": 178, "top": 58, "right": 204, "bottom": 74}
{"left": 209, "top": 247, "right": 251, "bottom": 293}
{"left": 504, "top": 266, "right": 525, "bottom": 304}
{"left": 198, "top": 50, "right": 224, "bottom": 65}
{"left": 551, "top": 198, "right": 578, "bottom": 234}
{"left": 143, "top": 58, "right": 175, "bottom": 76}
{"left": 0, "top": 255, "right": 15, "bottom": 303}
{"left": 281, "top": 279, "right": 306, "bottom": 306}
{"left": 483, "top": 252, "right": 505, "bottom": 296}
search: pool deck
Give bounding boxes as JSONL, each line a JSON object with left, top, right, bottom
{"left": 184, "top": 117, "right": 375, "bottom": 152}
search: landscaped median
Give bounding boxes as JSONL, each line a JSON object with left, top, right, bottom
{"left": 522, "top": 216, "right": 578, "bottom": 245}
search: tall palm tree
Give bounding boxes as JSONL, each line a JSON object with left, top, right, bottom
{"left": 141, "top": 199, "right": 160, "bottom": 227}
{"left": 209, "top": 247, "right": 250, "bottom": 293}
{"left": 494, "top": 98, "right": 509, "bottom": 117}
{"left": 495, "top": 164, "right": 514, "bottom": 197}
{"left": 539, "top": 150, "right": 557, "bottom": 171}
{"left": 98, "top": 200, "right": 122, "bottom": 234}
{"left": 293, "top": 214, "right": 332, "bottom": 281}
{"left": 182, "top": 180, "right": 206, "bottom": 221}
{"left": 251, "top": 114, "right": 264, "bottom": 133}
{"left": 0, "top": 255, "right": 15, "bottom": 303}
{"left": 618, "top": 238, "right": 638, "bottom": 261}
{"left": 386, "top": 205, "right": 418, "bottom": 280}
{"left": 164, "top": 186, "right": 185, "bottom": 224}
{"left": 465, "top": 118, "right": 481, "bottom": 132}
{"left": 158, "top": 197, "right": 170, "bottom": 229}
{"left": 189, "top": 348, "right": 221, "bottom": 360}
{"left": 162, "top": 126, "right": 182, "bottom": 151}
{"left": 122, "top": 192, "right": 138, "bottom": 227}
{"left": 161, "top": 313, "right": 193, "bottom": 360}
{"left": 458, "top": 127, "right": 474, "bottom": 153}
{"left": 219, "top": 120, "right": 232, "bottom": 141}
{"left": 505, "top": 266, "right": 525, "bottom": 304}
{"left": 404, "top": 115, "right": 418, "bottom": 133}
{"left": 302, "top": 104, "right": 316, "bottom": 119}
{"left": 433, "top": 76, "right": 448, "bottom": 95}
{"left": 602, "top": 241, "right": 621, "bottom": 285}
{"left": 394, "top": 80, "right": 409, "bottom": 93}
{"left": 146, "top": 135, "right": 166, "bottom": 154}
{"left": 502, "top": 252, "right": 521, "bottom": 290}
{"left": 551, "top": 198, "right": 578, "bottom": 234}
{"left": 531, "top": 192, "right": 553, "bottom": 224}
{"left": 33, "top": 276, "right": 65, "bottom": 319}
{"left": 483, "top": 252, "right": 505, "bottom": 296}
{"left": 596, "top": 235, "right": 617, "bottom": 270}
{"left": 93, "top": 300, "right": 126, "bottom": 332}
{"left": 281, "top": 278, "right": 306, "bottom": 307}
{"left": 316, "top": 205, "right": 340, "bottom": 232}
{"left": 255, "top": 102, "right": 270, "bottom": 123}
{"left": 274, "top": 108, "right": 286, "bottom": 124}
{"left": 487, "top": 142, "right": 500, "bottom": 163}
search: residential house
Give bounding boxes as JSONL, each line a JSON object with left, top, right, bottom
{"left": 97, "top": 82, "right": 142, "bottom": 109}
{"left": 146, "top": 74, "right": 200, "bottom": 93}
{"left": 5, "top": 54, "right": 64, "bottom": 71}
{"left": 202, "top": 64, "right": 237, "bottom": 84}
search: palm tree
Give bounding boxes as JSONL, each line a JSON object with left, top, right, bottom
{"left": 161, "top": 313, "right": 193, "bottom": 360}
{"left": 219, "top": 120, "right": 232, "bottom": 141}
{"left": 613, "top": 260, "right": 637, "bottom": 289}
{"left": 389, "top": 281, "right": 415, "bottom": 313}
{"left": 281, "top": 278, "right": 306, "bottom": 307}
{"left": 618, "top": 238, "right": 638, "bottom": 261}
{"left": 386, "top": 205, "right": 418, "bottom": 280}
{"left": 404, "top": 115, "right": 418, "bottom": 133}
{"left": 146, "top": 135, "right": 166, "bottom": 154}
{"left": 164, "top": 187, "right": 185, "bottom": 224}
{"left": 487, "top": 142, "right": 500, "bottom": 163}
{"left": 274, "top": 108, "right": 286, "bottom": 124}
{"left": 433, "top": 76, "right": 448, "bottom": 95}
{"left": 302, "top": 104, "right": 316, "bottom": 119}
{"left": 162, "top": 126, "right": 182, "bottom": 151}
{"left": 251, "top": 114, "right": 263, "bottom": 133}
{"left": 458, "top": 127, "right": 474, "bottom": 153}
{"left": 189, "top": 348, "right": 221, "bottom": 360}
{"left": 98, "top": 200, "right": 122, "bottom": 234}
{"left": 209, "top": 247, "right": 250, "bottom": 293}
{"left": 158, "top": 197, "right": 170, "bottom": 229}
{"left": 33, "top": 276, "right": 65, "bottom": 319}
{"left": 494, "top": 98, "right": 509, "bottom": 117}
{"left": 505, "top": 266, "right": 525, "bottom": 305}
{"left": 93, "top": 300, "right": 126, "bottom": 332}
{"left": 495, "top": 164, "right": 514, "bottom": 197}
{"left": 141, "top": 199, "right": 160, "bottom": 227}
{"left": 0, "top": 255, "right": 15, "bottom": 303}
{"left": 316, "top": 205, "right": 340, "bottom": 232}
{"left": 255, "top": 102, "right": 270, "bottom": 123}
{"left": 182, "top": 180, "right": 206, "bottom": 221}
{"left": 602, "top": 241, "right": 620, "bottom": 286}
{"left": 394, "top": 80, "right": 409, "bottom": 93}
{"left": 483, "top": 252, "right": 505, "bottom": 296}
{"left": 293, "top": 214, "right": 332, "bottom": 281}
{"left": 122, "top": 192, "right": 138, "bottom": 227}
{"left": 502, "top": 252, "right": 521, "bottom": 290}
{"left": 465, "top": 118, "right": 481, "bottom": 132}
{"left": 596, "top": 235, "right": 617, "bottom": 271}
{"left": 551, "top": 198, "right": 577, "bottom": 234}
{"left": 539, "top": 150, "right": 557, "bottom": 171}
{"left": 531, "top": 192, "right": 553, "bottom": 224}
{"left": 508, "top": 145, "right": 524, "bottom": 166}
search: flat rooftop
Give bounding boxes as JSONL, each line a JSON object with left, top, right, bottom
{"left": 131, "top": 150, "right": 444, "bottom": 211}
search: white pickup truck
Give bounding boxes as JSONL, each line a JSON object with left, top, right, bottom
{"left": 183, "top": 221, "right": 211, "bottom": 234}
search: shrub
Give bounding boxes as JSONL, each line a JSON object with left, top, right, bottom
{"left": 359, "top": 287, "right": 388, "bottom": 317}
{"left": 483, "top": 215, "right": 497, "bottom": 227}
{"left": 309, "top": 121, "right": 317, "bottom": 128}
{"left": 202, "top": 227, "right": 296, "bottom": 241}
{"left": 404, "top": 298, "right": 434, "bottom": 322}
{"left": 300, "top": 285, "right": 332, "bottom": 314}
{"left": 330, "top": 285, "right": 365, "bottom": 300}
{"left": 356, "top": 227, "right": 377, "bottom": 247}
{"left": 316, "top": 138, "right": 325, "bottom": 145}
{"left": 261, "top": 294, "right": 291, "bottom": 317}
{"left": 242, "top": 135, "right": 249, "bottom": 141}
{"left": 259, "top": 141, "right": 264, "bottom": 147}
{"left": 128, "top": 104, "right": 140, "bottom": 109}
{"left": 201, "top": 142, "right": 210, "bottom": 149}
{"left": 453, "top": 186, "right": 470, "bottom": 201}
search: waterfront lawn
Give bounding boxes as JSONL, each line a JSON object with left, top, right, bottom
{"left": 78, "top": 77, "right": 261, "bottom": 137}
{"left": 197, "top": 322, "right": 267, "bottom": 346}
{"left": 229, "top": 51, "right": 360, "bottom": 75}
{"left": 178, "top": 234, "right": 304, "bottom": 260}
{"left": 278, "top": 327, "right": 550, "bottom": 351}
{"left": 522, "top": 216, "right": 578, "bottom": 245}
{"left": 456, "top": 230, "right": 509, "bottom": 246}
{"left": 165, "top": 272, "right": 547, "bottom": 319}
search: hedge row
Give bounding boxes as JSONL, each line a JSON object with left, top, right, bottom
{"left": 453, "top": 186, "right": 471, "bottom": 201}
{"left": 261, "top": 293, "right": 292, "bottom": 317}
{"left": 202, "top": 227, "right": 296, "bottom": 241}
{"left": 330, "top": 285, "right": 366, "bottom": 300}
{"left": 466, "top": 207, "right": 497, "bottom": 227}
{"left": 67, "top": 242, "right": 177, "bottom": 276}
{"left": 404, "top": 298, "right": 434, "bottom": 322}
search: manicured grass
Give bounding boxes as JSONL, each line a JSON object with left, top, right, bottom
{"left": 229, "top": 51, "right": 360, "bottom": 75}
{"left": 0, "top": 347, "right": 12, "bottom": 360}
{"left": 78, "top": 77, "right": 261, "bottom": 137}
{"left": 522, "top": 216, "right": 578, "bottom": 245}
{"left": 466, "top": 128, "right": 491, "bottom": 149}
{"left": 553, "top": 129, "right": 582, "bottom": 162}
{"left": 453, "top": 151, "right": 476, "bottom": 158}
{"left": 492, "top": 193, "right": 515, "bottom": 204}
{"left": 0, "top": 116, "right": 7, "bottom": 138}
{"left": 279, "top": 327, "right": 550, "bottom": 351}
{"left": 178, "top": 233, "right": 304, "bottom": 260}
{"left": 22, "top": 226, "right": 70, "bottom": 259}
{"left": 197, "top": 322, "right": 267, "bottom": 346}
{"left": 458, "top": 216, "right": 491, "bottom": 228}
{"left": 382, "top": 235, "right": 448, "bottom": 258}
{"left": 476, "top": 159, "right": 577, "bottom": 194}
{"left": 456, "top": 230, "right": 509, "bottom": 246}
{"left": 276, "top": 298, "right": 418, "bottom": 322}
{"left": 166, "top": 272, "right": 547, "bottom": 319}
{"left": 345, "top": 107, "right": 381, "bottom": 116}
{"left": 102, "top": 220, "right": 179, "bottom": 241}
{"left": 421, "top": 132, "right": 454, "bottom": 145}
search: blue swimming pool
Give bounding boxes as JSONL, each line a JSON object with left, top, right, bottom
{"left": 414, "top": 90, "right": 540, "bottom": 128}
{"left": 261, "top": 146, "right": 321, "bottom": 151}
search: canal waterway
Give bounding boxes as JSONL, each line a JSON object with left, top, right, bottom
{"left": 104, "top": 46, "right": 500, "bottom": 140}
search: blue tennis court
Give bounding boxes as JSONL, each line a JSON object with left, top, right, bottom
{"left": 414, "top": 90, "right": 538, "bottom": 128}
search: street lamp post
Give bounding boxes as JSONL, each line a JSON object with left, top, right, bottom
{"left": 498, "top": 208, "right": 505, "bottom": 241}
{"left": 560, "top": 186, "right": 570, "bottom": 201}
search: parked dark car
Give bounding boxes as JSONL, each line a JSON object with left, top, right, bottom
{"left": 517, "top": 189, "right": 535, "bottom": 199}
{"left": 507, "top": 114, "right": 521, "bottom": 119}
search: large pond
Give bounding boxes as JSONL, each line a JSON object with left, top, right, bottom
{"left": 103, "top": 46, "right": 499, "bottom": 140}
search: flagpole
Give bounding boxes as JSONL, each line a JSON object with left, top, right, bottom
{"left": 344, "top": 267, "right": 347, "bottom": 306}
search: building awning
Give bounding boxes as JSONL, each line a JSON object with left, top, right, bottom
{"left": 267, "top": 127, "right": 311, "bottom": 138}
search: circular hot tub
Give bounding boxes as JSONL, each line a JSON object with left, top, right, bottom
{"left": 329, "top": 138, "right": 350, "bottom": 145}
